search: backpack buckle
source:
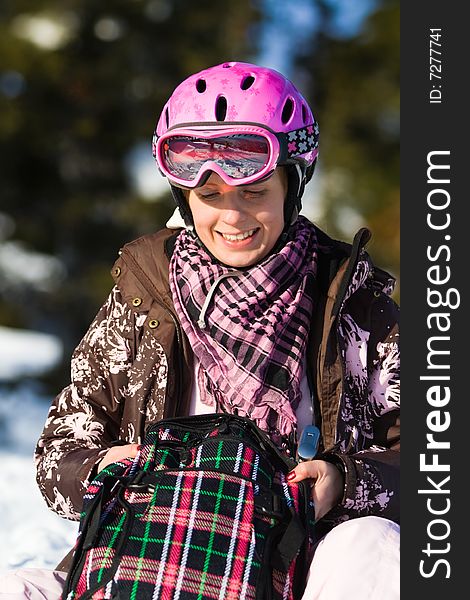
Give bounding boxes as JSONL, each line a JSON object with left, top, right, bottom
{"left": 254, "top": 492, "right": 285, "bottom": 519}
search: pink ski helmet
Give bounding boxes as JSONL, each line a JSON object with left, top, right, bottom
{"left": 153, "top": 61, "right": 319, "bottom": 225}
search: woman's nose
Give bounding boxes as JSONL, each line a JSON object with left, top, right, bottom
{"left": 220, "top": 195, "right": 247, "bottom": 224}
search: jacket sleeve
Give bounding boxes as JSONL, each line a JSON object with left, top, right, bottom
{"left": 324, "top": 293, "right": 400, "bottom": 525}
{"left": 34, "top": 286, "right": 140, "bottom": 520}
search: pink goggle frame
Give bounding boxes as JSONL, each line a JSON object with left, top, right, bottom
{"left": 152, "top": 123, "right": 319, "bottom": 188}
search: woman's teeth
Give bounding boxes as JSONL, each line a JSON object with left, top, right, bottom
{"left": 221, "top": 229, "right": 257, "bottom": 241}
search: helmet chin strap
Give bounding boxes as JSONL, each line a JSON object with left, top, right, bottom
{"left": 170, "top": 185, "right": 194, "bottom": 228}
{"left": 285, "top": 164, "right": 304, "bottom": 226}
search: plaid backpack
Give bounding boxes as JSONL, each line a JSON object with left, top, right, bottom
{"left": 62, "top": 413, "right": 315, "bottom": 600}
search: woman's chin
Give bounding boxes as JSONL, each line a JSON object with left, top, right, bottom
{"left": 212, "top": 247, "right": 267, "bottom": 268}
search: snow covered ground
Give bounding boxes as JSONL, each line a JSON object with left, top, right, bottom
{"left": 0, "top": 328, "right": 77, "bottom": 576}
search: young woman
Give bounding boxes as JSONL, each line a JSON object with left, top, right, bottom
{"left": 2, "top": 62, "right": 399, "bottom": 599}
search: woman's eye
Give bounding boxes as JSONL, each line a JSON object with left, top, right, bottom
{"left": 244, "top": 189, "right": 265, "bottom": 197}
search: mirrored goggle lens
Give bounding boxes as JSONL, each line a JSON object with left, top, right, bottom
{"left": 161, "top": 134, "right": 270, "bottom": 181}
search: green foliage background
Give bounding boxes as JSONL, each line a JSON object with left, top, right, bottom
{"left": 306, "top": 0, "right": 399, "bottom": 282}
{"left": 0, "top": 0, "right": 399, "bottom": 391}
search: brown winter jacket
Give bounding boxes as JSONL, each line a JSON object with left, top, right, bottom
{"left": 35, "top": 224, "right": 400, "bottom": 570}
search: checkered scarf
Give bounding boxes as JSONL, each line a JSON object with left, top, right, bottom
{"left": 169, "top": 215, "right": 318, "bottom": 440}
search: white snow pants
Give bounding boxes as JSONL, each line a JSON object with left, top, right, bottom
{"left": 0, "top": 516, "right": 399, "bottom": 599}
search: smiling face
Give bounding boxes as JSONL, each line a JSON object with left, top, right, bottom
{"left": 187, "top": 169, "right": 287, "bottom": 268}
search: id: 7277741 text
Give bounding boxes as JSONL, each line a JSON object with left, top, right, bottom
{"left": 429, "top": 28, "right": 442, "bottom": 104}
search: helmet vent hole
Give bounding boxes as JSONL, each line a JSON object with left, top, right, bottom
{"left": 165, "top": 107, "right": 170, "bottom": 128}
{"left": 241, "top": 75, "right": 255, "bottom": 90}
{"left": 196, "top": 79, "right": 207, "bottom": 93}
{"left": 215, "top": 96, "right": 227, "bottom": 121}
{"left": 281, "top": 97, "right": 294, "bottom": 124}
{"left": 302, "top": 104, "right": 308, "bottom": 124}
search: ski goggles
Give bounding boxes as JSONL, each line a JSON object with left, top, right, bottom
{"left": 152, "top": 123, "right": 319, "bottom": 188}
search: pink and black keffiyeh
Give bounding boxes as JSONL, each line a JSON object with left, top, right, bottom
{"left": 169, "top": 215, "right": 318, "bottom": 440}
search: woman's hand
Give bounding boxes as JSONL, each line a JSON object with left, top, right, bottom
{"left": 287, "top": 459, "right": 344, "bottom": 520}
{"left": 97, "top": 444, "right": 141, "bottom": 473}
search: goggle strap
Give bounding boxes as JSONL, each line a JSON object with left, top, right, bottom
{"left": 277, "top": 123, "right": 320, "bottom": 161}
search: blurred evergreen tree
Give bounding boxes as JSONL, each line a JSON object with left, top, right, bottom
{"left": 0, "top": 0, "right": 261, "bottom": 389}
{"left": 298, "top": 0, "right": 399, "bottom": 292}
